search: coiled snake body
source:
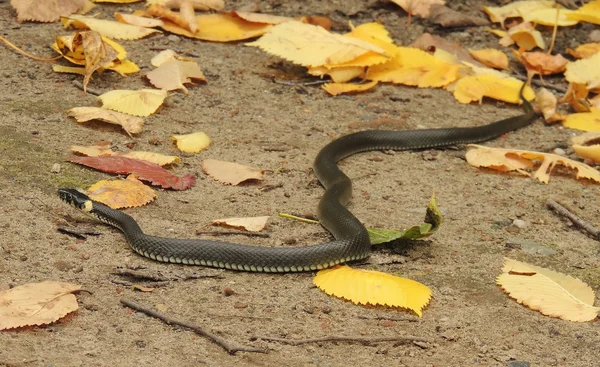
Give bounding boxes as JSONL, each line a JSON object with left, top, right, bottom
{"left": 59, "top": 87, "right": 536, "bottom": 273}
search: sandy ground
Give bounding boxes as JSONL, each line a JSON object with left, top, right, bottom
{"left": 1, "top": 1, "right": 599, "bottom": 366}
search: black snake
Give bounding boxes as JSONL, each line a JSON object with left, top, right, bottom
{"left": 59, "top": 85, "right": 536, "bottom": 272}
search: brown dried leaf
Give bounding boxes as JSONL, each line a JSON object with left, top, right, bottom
{"left": 88, "top": 174, "right": 157, "bottom": 209}
{"left": 211, "top": 216, "right": 270, "bottom": 232}
{"left": 146, "top": 59, "right": 206, "bottom": 93}
{"left": 79, "top": 31, "right": 118, "bottom": 91}
{"left": 66, "top": 106, "right": 143, "bottom": 135}
{"left": 391, "top": 0, "right": 445, "bottom": 18}
{"left": 11, "top": 0, "right": 85, "bottom": 23}
{"left": 147, "top": 3, "right": 196, "bottom": 33}
{"left": 202, "top": 159, "right": 264, "bottom": 185}
{"left": 70, "top": 145, "right": 180, "bottom": 166}
{"left": 428, "top": 4, "right": 489, "bottom": 27}
{"left": 0, "top": 281, "right": 81, "bottom": 330}
{"left": 535, "top": 88, "right": 565, "bottom": 123}
{"left": 68, "top": 156, "right": 196, "bottom": 190}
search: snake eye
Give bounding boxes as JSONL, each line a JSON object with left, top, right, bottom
{"left": 58, "top": 188, "right": 91, "bottom": 209}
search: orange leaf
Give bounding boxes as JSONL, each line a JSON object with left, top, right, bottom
{"left": 88, "top": 174, "right": 157, "bottom": 209}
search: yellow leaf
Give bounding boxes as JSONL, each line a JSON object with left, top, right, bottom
{"left": 507, "top": 22, "right": 546, "bottom": 51}
{"left": 98, "top": 89, "right": 167, "bottom": 117}
{"left": 468, "top": 48, "right": 508, "bottom": 70}
{"left": 465, "top": 144, "right": 600, "bottom": 184}
{"left": 171, "top": 132, "right": 211, "bottom": 153}
{"left": 105, "top": 59, "right": 140, "bottom": 76}
{"left": 522, "top": 7, "right": 579, "bottom": 26}
{"left": 497, "top": 258, "right": 600, "bottom": 322}
{"left": 453, "top": 75, "right": 535, "bottom": 104}
{"left": 0, "top": 281, "right": 81, "bottom": 330}
{"left": 246, "top": 21, "right": 387, "bottom": 67}
{"left": 390, "top": 0, "right": 445, "bottom": 18}
{"left": 535, "top": 87, "right": 565, "bottom": 123}
{"left": 307, "top": 66, "right": 364, "bottom": 83}
{"left": 147, "top": 0, "right": 224, "bottom": 11}
{"left": 572, "top": 131, "right": 600, "bottom": 162}
{"left": 93, "top": 0, "right": 141, "bottom": 3}
{"left": 151, "top": 49, "right": 178, "bottom": 66}
{"left": 64, "top": 14, "right": 161, "bottom": 40}
{"left": 322, "top": 81, "right": 378, "bottom": 96}
{"left": 335, "top": 22, "right": 396, "bottom": 68}
{"left": 566, "top": 0, "right": 600, "bottom": 25}
{"left": 231, "top": 11, "right": 292, "bottom": 24}
{"left": 565, "top": 52, "right": 600, "bottom": 90}
{"left": 567, "top": 42, "right": 600, "bottom": 59}
{"left": 201, "top": 159, "right": 264, "bottom": 185}
{"left": 313, "top": 265, "right": 431, "bottom": 316}
{"left": 563, "top": 108, "right": 600, "bottom": 132}
{"left": 115, "top": 12, "right": 165, "bottom": 28}
{"left": 146, "top": 59, "right": 206, "bottom": 93}
{"left": 210, "top": 216, "right": 270, "bottom": 232}
{"left": 101, "top": 36, "right": 127, "bottom": 60}
{"left": 66, "top": 106, "right": 143, "bottom": 135}
{"left": 483, "top": 1, "right": 555, "bottom": 24}
{"left": 160, "top": 13, "right": 272, "bottom": 42}
{"left": 88, "top": 174, "right": 156, "bottom": 209}
{"left": 367, "top": 46, "right": 460, "bottom": 88}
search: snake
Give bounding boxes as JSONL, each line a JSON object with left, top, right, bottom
{"left": 59, "top": 85, "right": 536, "bottom": 273}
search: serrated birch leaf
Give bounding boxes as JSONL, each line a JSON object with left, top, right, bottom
{"left": 64, "top": 14, "right": 161, "bottom": 39}
{"left": 98, "top": 89, "right": 167, "bottom": 117}
{"left": 67, "top": 106, "right": 143, "bottom": 135}
{"left": 465, "top": 144, "right": 600, "bottom": 184}
{"left": 70, "top": 144, "right": 180, "bottom": 166}
{"left": 314, "top": 265, "right": 431, "bottom": 316}
{"left": 246, "top": 21, "right": 386, "bottom": 67}
{"left": 497, "top": 258, "right": 600, "bottom": 322}
{"left": 201, "top": 159, "right": 264, "bottom": 185}
{"left": 68, "top": 156, "right": 196, "bottom": 190}
{"left": 210, "top": 216, "right": 270, "bottom": 232}
{"left": 11, "top": 0, "right": 85, "bottom": 23}
{"left": 88, "top": 174, "right": 156, "bottom": 209}
{"left": 565, "top": 52, "right": 600, "bottom": 90}
{"left": 0, "top": 281, "right": 81, "bottom": 330}
{"left": 171, "top": 132, "right": 210, "bottom": 153}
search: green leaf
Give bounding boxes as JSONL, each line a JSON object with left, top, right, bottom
{"left": 278, "top": 193, "right": 443, "bottom": 245}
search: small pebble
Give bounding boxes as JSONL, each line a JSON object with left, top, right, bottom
{"left": 553, "top": 148, "right": 566, "bottom": 156}
{"left": 233, "top": 302, "right": 248, "bottom": 309}
{"left": 223, "top": 287, "right": 235, "bottom": 296}
{"left": 51, "top": 163, "right": 61, "bottom": 173}
{"left": 512, "top": 219, "right": 527, "bottom": 229}
{"left": 167, "top": 35, "right": 181, "bottom": 42}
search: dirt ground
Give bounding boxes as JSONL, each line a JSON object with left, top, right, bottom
{"left": 1, "top": 0, "right": 599, "bottom": 366}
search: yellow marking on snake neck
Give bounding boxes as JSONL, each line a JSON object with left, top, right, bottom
{"left": 82, "top": 201, "right": 93, "bottom": 213}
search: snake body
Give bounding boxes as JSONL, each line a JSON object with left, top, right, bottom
{"left": 59, "top": 86, "right": 536, "bottom": 272}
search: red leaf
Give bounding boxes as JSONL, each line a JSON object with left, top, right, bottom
{"left": 68, "top": 156, "right": 196, "bottom": 190}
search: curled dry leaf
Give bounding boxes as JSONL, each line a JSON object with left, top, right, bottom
{"left": 513, "top": 50, "right": 569, "bottom": 75}
{"left": 535, "top": 88, "right": 565, "bottom": 123}
{"left": 147, "top": 3, "right": 197, "bottom": 33}
{"left": 88, "top": 174, "right": 157, "bottom": 209}
{"left": 506, "top": 22, "right": 546, "bottom": 51}
{"left": 64, "top": 14, "right": 161, "bottom": 40}
{"left": 11, "top": 0, "right": 86, "bottom": 23}
{"left": 428, "top": 4, "right": 489, "bottom": 27}
{"left": 211, "top": 216, "right": 270, "bottom": 232}
{"left": 322, "top": 81, "right": 378, "bottom": 96}
{"left": 247, "top": 21, "right": 387, "bottom": 67}
{"left": 68, "top": 156, "right": 196, "bottom": 190}
{"left": 465, "top": 144, "right": 600, "bottom": 184}
{"left": 314, "top": 265, "right": 432, "bottom": 316}
{"left": 160, "top": 12, "right": 272, "bottom": 42}
{"left": 70, "top": 144, "right": 180, "bottom": 166}
{"left": 497, "top": 258, "right": 600, "bottom": 322}
{"left": 202, "top": 159, "right": 264, "bottom": 185}
{"left": 171, "top": 132, "right": 211, "bottom": 153}
{"left": 0, "top": 281, "right": 81, "bottom": 330}
{"left": 67, "top": 106, "right": 143, "bottom": 135}
{"left": 98, "top": 89, "right": 168, "bottom": 117}
{"left": 148, "top": 0, "right": 224, "bottom": 11}
{"left": 146, "top": 59, "right": 206, "bottom": 93}
{"left": 572, "top": 131, "right": 600, "bottom": 162}
{"left": 560, "top": 83, "right": 591, "bottom": 113}
{"left": 483, "top": 1, "right": 555, "bottom": 25}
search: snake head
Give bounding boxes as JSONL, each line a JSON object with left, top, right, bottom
{"left": 58, "top": 188, "right": 93, "bottom": 212}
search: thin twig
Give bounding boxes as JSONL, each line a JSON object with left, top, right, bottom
{"left": 546, "top": 199, "right": 600, "bottom": 240}
{"left": 196, "top": 230, "right": 270, "bottom": 238}
{"left": 356, "top": 314, "right": 421, "bottom": 323}
{"left": 72, "top": 80, "right": 102, "bottom": 96}
{"left": 0, "top": 36, "right": 61, "bottom": 61}
{"left": 273, "top": 79, "right": 329, "bottom": 86}
{"left": 120, "top": 299, "right": 268, "bottom": 355}
{"left": 113, "top": 269, "right": 169, "bottom": 281}
{"left": 258, "top": 335, "right": 432, "bottom": 346}
{"left": 512, "top": 73, "right": 567, "bottom": 93}
{"left": 278, "top": 212, "right": 319, "bottom": 224}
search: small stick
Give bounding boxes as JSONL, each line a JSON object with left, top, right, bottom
{"left": 258, "top": 335, "right": 432, "bottom": 346}
{"left": 120, "top": 299, "right": 268, "bottom": 355}
{"left": 512, "top": 73, "right": 567, "bottom": 93}
{"left": 356, "top": 314, "right": 421, "bottom": 323}
{"left": 273, "top": 79, "right": 329, "bottom": 86}
{"left": 196, "top": 230, "right": 270, "bottom": 238}
{"left": 278, "top": 213, "right": 319, "bottom": 224}
{"left": 113, "top": 269, "right": 169, "bottom": 281}
{"left": 546, "top": 199, "right": 600, "bottom": 240}
{"left": 72, "top": 80, "right": 102, "bottom": 96}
